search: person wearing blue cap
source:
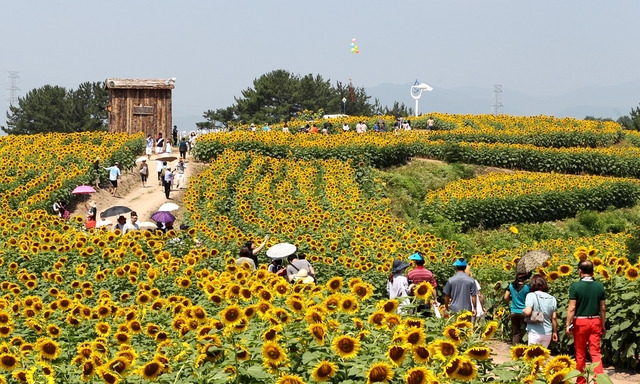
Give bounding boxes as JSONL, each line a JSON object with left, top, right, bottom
{"left": 443, "top": 258, "right": 478, "bottom": 315}
{"left": 407, "top": 252, "right": 439, "bottom": 316}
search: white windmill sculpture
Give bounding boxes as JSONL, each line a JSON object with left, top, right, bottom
{"left": 410, "top": 80, "right": 433, "bottom": 117}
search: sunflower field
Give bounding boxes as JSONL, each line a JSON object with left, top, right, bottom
{"left": 0, "top": 113, "right": 637, "bottom": 383}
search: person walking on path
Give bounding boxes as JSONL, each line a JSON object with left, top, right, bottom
{"left": 104, "top": 162, "right": 121, "bottom": 197}
{"left": 175, "top": 159, "right": 186, "bottom": 189}
{"left": 163, "top": 166, "right": 174, "bottom": 199}
{"left": 566, "top": 260, "right": 606, "bottom": 384}
{"left": 155, "top": 133, "right": 165, "bottom": 154}
{"left": 522, "top": 274, "right": 558, "bottom": 348}
{"left": 504, "top": 271, "right": 531, "bottom": 345}
{"left": 443, "top": 258, "right": 477, "bottom": 316}
{"left": 156, "top": 160, "right": 164, "bottom": 186}
{"left": 466, "top": 266, "right": 486, "bottom": 325}
{"left": 146, "top": 135, "right": 153, "bottom": 159}
{"left": 387, "top": 259, "right": 411, "bottom": 314}
{"left": 139, "top": 159, "right": 149, "bottom": 188}
{"left": 178, "top": 137, "right": 188, "bottom": 160}
{"left": 407, "top": 252, "right": 439, "bottom": 316}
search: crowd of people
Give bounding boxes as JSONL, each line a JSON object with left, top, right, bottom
{"left": 235, "top": 237, "right": 318, "bottom": 284}
{"left": 385, "top": 251, "right": 606, "bottom": 381}
{"left": 246, "top": 118, "right": 415, "bottom": 135}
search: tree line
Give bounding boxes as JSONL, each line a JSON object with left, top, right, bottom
{"left": 1, "top": 82, "right": 108, "bottom": 135}
{"left": 3, "top": 70, "right": 640, "bottom": 134}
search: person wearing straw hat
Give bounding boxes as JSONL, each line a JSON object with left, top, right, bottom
{"left": 291, "top": 269, "right": 315, "bottom": 284}
{"left": 286, "top": 253, "right": 314, "bottom": 283}
{"left": 443, "top": 258, "right": 478, "bottom": 315}
{"left": 387, "top": 259, "right": 411, "bottom": 314}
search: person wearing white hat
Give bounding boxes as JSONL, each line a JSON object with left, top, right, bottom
{"left": 443, "top": 258, "right": 478, "bottom": 315}
{"left": 291, "top": 269, "right": 315, "bottom": 284}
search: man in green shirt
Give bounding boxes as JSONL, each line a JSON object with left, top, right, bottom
{"left": 565, "top": 260, "right": 606, "bottom": 384}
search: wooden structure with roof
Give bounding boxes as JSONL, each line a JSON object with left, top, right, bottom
{"left": 105, "top": 78, "right": 175, "bottom": 139}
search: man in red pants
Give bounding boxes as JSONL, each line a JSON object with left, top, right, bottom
{"left": 565, "top": 260, "right": 606, "bottom": 384}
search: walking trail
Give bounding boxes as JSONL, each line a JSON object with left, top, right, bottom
{"left": 69, "top": 155, "right": 639, "bottom": 383}
{"left": 69, "top": 151, "right": 206, "bottom": 227}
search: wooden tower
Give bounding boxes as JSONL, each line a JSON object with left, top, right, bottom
{"left": 105, "top": 78, "right": 175, "bottom": 139}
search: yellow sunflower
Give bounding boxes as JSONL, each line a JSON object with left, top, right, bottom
{"left": 523, "top": 345, "right": 550, "bottom": 362}
{"left": 386, "top": 344, "right": 409, "bottom": 367}
{"left": 311, "top": 360, "right": 338, "bottom": 382}
{"left": 412, "top": 345, "right": 431, "bottom": 364}
{"left": 262, "top": 341, "right": 287, "bottom": 366}
{"left": 404, "top": 328, "right": 426, "bottom": 346}
{"left": 625, "top": 266, "right": 639, "bottom": 281}
{"left": 465, "top": 346, "right": 491, "bottom": 360}
{"left": 404, "top": 366, "right": 438, "bottom": 384}
{"left": 307, "top": 323, "right": 327, "bottom": 345}
{"left": 218, "top": 304, "right": 244, "bottom": 327}
{"left": 0, "top": 354, "right": 19, "bottom": 371}
{"left": 442, "top": 325, "right": 463, "bottom": 344}
{"left": 544, "top": 355, "right": 576, "bottom": 378}
{"left": 325, "top": 277, "right": 343, "bottom": 293}
{"left": 413, "top": 282, "right": 433, "bottom": 301}
{"left": 366, "top": 362, "right": 393, "bottom": 384}
{"left": 510, "top": 345, "right": 528, "bottom": 360}
{"left": 481, "top": 321, "right": 498, "bottom": 341}
{"left": 443, "top": 355, "right": 477, "bottom": 381}
{"left": 331, "top": 335, "right": 360, "bottom": 360}
{"left": 429, "top": 339, "right": 457, "bottom": 361}
{"left": 547, "top": 368, "right": 572, "bottom": 384}
{"left": 36, "top": 338, "right": 61, "bottom": 360}
{"left": 138, "top": 360, "right": 164, "bottom": 381}
{"left": 557, "top": 264, "right": 572, "bottom": 276}
{"left": 275, "top": 374, "right": 305, "bottom": 384}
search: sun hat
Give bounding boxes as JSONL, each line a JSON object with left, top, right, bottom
{"left": 292, "top": 269, "right": 314, "bottom": 284}
{"left": 392, "top": 259, "right": 410, "bottom": 273}
{"left": 453, "top": 258, "right": 468, "bottom": 267}
{"left": 408, "top": 252, "right": 424, "bottom": 261}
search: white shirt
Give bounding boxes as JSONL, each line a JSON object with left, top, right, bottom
{"left": 123, "top": 222, "right": 139, "bottom": 233}
{"left": 387, "top": 275, "right": 411, "bottom": 314}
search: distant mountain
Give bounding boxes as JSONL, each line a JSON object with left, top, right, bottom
{"left": 366, "top": 81, "right": 640, "bottom": 119}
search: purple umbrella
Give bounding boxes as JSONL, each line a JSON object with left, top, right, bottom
{"left": 71, "top": 185, "right": 97, "bottom": 194}
{"left": 151, "top": 211, "right": 176, "bottom": 223}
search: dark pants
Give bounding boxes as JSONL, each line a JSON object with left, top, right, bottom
{"left": 510, "top": 313, "right": 526, "bottom": 345}
{"left": 163, "top": 180, "right": 171, "bottom": 198}
{"left": 180, "top": 150, "right": 186, "bottom": 159}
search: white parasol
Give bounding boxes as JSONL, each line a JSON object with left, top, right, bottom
{"left": 266, "top": 243, "right": 296, "bottom": 260}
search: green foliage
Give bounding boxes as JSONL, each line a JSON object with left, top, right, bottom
{"left": 2, "top": 82, "right": 107, "bottom": 135}
{"left": 201, "top": 70, "right": 375, "bottom": 125}
{"left": 423, "top": 182, "right": 640, "bottom": 232}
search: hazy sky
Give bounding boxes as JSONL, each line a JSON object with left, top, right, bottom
{"left": 2, "top": 0, "right": 639, "bottom": 129}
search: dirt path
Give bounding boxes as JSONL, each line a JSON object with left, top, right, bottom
{"left": 69, "top": 152, "right": 206, "bottom": 227}
{"left": 488, "top": 341, "right": 639, "bottom": 384}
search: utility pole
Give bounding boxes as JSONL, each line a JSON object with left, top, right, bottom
{"left": 492, "top": 84, "right": 503, "bottom": 115}
{"left": 8, "top": 71, "right": 20, "bottom": 107}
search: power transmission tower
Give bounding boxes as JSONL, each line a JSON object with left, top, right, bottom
{"left": 8, "top": 71, "right": 20, "bottom": 107}
{"left": 492, "top": 84, "right": 503, "bottom": 115}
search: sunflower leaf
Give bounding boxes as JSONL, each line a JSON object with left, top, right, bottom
{"left": 245, "top": 365, "right": 270, "bottom": 379}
